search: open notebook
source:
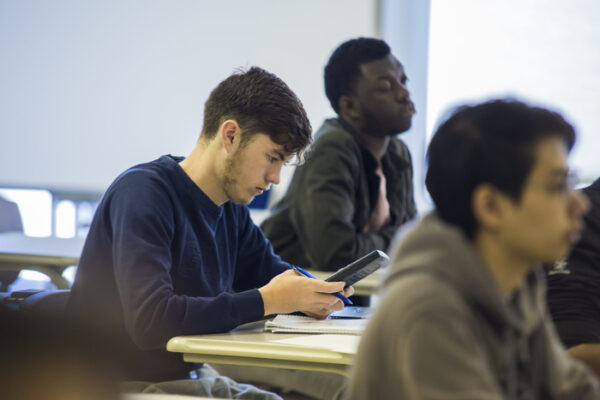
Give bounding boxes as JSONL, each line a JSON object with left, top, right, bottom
{"left": 265, "top": 314, "right": 367, "bottom": 334}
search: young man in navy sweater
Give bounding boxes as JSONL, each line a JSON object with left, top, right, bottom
{"left": 67, "top": 67, "right": 353, "bottom": 397}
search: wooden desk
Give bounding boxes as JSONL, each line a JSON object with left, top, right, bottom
{"left": 167, "top": 321, "right": 356, "bottom": 376}
{"left": 310, "top": 268, "right": 384, "bottom": 296}
{"left": 0, "top": 233, "right": 85, "bottom": 289}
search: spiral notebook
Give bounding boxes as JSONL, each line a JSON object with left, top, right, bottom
{"left": 264, "top": 314, "right": 367, "bottom": 334}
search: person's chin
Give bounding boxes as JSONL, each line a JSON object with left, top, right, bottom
{"left": 388, "top": 120, "right": 412, "bottom": 136}
{"left": 240, "top": 196, "right": 254, "bottom": 205}
{"left": 544, "top": 242, "right": 571, "bottom": 263}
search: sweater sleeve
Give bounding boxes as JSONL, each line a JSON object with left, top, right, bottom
{"left": 233, "top": 206, "right": 290, "bottom": 292}
{"left": 108, "top": 175, "right": 267, "bottom": 350}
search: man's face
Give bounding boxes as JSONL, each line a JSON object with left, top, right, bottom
{"left": 221, "top": 133, "right": 291, "bottom": 204}
{"left": 352, "top": 54, "right": 415, "bottom": 137}
{"left": 495, "top": 137, "right": 589, "bottom": 264}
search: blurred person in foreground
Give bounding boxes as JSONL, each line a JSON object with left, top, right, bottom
{"left": 348, "top": 99, "right": 600, "bottom": 399}
{"left": 0, "top": 307, "right": 119, "bottom": 400}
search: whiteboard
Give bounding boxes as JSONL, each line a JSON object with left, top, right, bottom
{"left": 427, "top": 0, "right": 600, "bottom": 182}
{"left": 0, "top": 0, "right": 376, "bottom": 192}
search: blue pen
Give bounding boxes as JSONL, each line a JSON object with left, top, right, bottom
{"left": 292, "top": 265, "right": 353, "bottom": 305}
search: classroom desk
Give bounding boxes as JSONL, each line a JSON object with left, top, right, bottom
{"left": 0, "top": 232, "right": 85, "bottom": 289}
{"left": 167, "top": 321, "right": 356, "bottom": 376}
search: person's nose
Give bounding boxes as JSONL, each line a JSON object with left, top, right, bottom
{"left": 266, "top": 164, "right": 282, "bottom": 185}
{"left": 395, "top": 81, "right": 410, "bottom": 101}
{"left": 570, "top": 189, "right": 590, "bottom": 218}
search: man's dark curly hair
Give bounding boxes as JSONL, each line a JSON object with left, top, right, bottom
{"left": 324, "top": 37, "right": 391, "bottom": 114}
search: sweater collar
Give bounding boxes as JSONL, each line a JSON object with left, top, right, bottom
{"left": 159, "top": 155, "right": 224, "bottom": 226}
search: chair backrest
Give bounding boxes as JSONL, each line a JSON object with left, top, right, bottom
{"left": 0, "top": 196, "right": 24, "bottom": 234}
{"left": 20, "top": 289, "right": 70, "bottom": 315}
{"left": 3, "top": 289, "right": 71, "bottom": 316}
{"left": 0, "top": 196, "right": 24, "bottom": 291}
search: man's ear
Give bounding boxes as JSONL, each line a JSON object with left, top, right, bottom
{"left": 472, "top": 184, "right": 507, "bottom": 233}
{"left": 338, "top": 95, "right": 361, "bottom": 121}
{"left": 219, "top": 120, "right": 240, "bottom": 153}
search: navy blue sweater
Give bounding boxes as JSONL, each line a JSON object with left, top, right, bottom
{"left": 67, "top": 155, "right": 289, "bottom": 381}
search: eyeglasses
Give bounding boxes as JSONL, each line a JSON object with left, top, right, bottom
{"left": 543, "top": 169, "right": 580, "bottom": 195}
{"left": 567, "top": 169, "right": 581, "bottom": 190}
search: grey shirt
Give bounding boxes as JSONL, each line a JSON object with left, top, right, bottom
{"left": 348, "top": 213, "right": 600, "bottom": 399}
{"left": 261, "top": 118, "right": 416, "bottom": 270}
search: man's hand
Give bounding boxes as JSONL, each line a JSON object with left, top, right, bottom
{"left": 259, "top": 269, "right": 355, "bottom": 318}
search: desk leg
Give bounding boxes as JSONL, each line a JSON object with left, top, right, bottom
{"left": 38, "top": 265, "right": 70, "bottom": 289}
{"left": 0, "top": 264, "right": 70, "bottom": 289}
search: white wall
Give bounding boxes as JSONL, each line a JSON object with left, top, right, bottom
{"left": 0, "top": 0, "right": 377, "bottom": 193}
{"left": 380, "top": 0, "right": 431, "bottom": 211}
{"left": 427, "top": 0, "right": 600, "bottom": 183}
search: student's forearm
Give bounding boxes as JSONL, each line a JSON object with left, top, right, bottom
{"left": 568, "top": 343, "right": 600, "bottom": 377}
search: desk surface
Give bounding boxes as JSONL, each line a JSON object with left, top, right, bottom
{"left": 167, "top": 321, "right": 357, "bottom": 376}
{"left": 0, "top": 232, "right": 85, "bottom": 288}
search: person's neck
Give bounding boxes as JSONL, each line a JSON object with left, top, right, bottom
{"left": 178, "top": 141, "right": 227, "bottom": 206}
{"left": 472, "top": 233, "right": 532, "bottom": 294}
{"left": 341, "top": 117, "right": 389, "bottom": 162}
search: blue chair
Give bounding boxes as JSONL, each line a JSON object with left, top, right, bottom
{"left": 20, "top": 289, "right": 70, "bottom": 315}
{"left": 0, "top": 196, "right": 24, "bottom": 291}
{"left": 0, "top": 291, "right": 17, "bottom": 311}
{"left": 2, "top": 289, "right": 70, "bottom": 316}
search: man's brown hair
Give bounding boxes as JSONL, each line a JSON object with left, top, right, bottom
{"left": 201, "top": 67, "right": 312, "bottom": 162}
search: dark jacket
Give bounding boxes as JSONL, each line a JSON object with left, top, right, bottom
{"left": 349, "top": 213, "right": 600, "bottom": 399}
{"left": 546, "top": 178, "right": 600, "bottom": 347}
{"left": 261, "top": 118, "right": 416, "bottom": 270}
